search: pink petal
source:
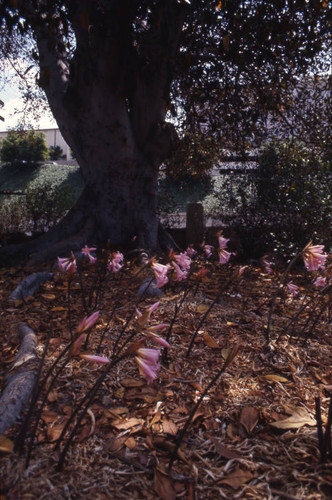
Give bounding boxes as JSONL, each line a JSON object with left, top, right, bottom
{"left": 79, "top": 354, "right": 109, "bottom": 364}
{"left": 72, "top": 333, "right": 85, "bottom": 356}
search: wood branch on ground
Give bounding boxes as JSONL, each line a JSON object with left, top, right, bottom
{"left": 0, "top": 324, "right": 39, "bottom": 434}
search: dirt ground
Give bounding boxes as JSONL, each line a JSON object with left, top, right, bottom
{"left": 0, "top": 254, "right": 331, "bottom": 499}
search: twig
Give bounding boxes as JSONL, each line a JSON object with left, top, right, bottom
{"left": 168, "top": 344, "right": 240, "bottom": 471}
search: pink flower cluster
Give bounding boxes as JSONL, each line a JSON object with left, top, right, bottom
{"left": 81, "top": 245, "right": 97, "bottom": 264}
{"left": 313, "top": 276, "right": 326, "bottom": 288}
{"left": 135, "top": 348, "right": 162, "bottom": 384}
{"left": 58, "top": 247, "right": 124, "bottom": 275}
{"left": 302, "top": 242, "right": 328, "bottom": 272}
{"left": 186, "top": 245, "right": 197, "bottom": 258}
{"left": 287, "top": 282, "right": 299, "bottom": 296}
{"left": 169, "top": 250, "right": 192, "bottom": 281}
{"left": 57, "top": 252, "right": 77, "bottom": 275}
{"left": 150, "top": 260, "right": 171, "bottom": 288}
{"left": 217, "top": 231, "right": 232, "bottom": 265}
{"left": 262, "top": 255, "right": 273, "bottom": 275}
{"left": 133, "top": 302, "right": 170, "bottom": 383}
{"left": 107, "top": 251, "right": 124, "bottom": 273}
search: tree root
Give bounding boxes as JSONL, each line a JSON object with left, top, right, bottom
{"left": 0, "top": 215, "right": 96, "bottom": 267}
{"left": 0, "top": 324, "right": 39, "bottom": 434}
{"left": 9, "top": 272, "right": 54, "bottom": 304}
{"left": 0, "top": 208, "right": 179, "bottom": 268}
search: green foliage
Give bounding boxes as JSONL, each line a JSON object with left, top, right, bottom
{"left": 255, "top": 140, "right": 332, "bottom": 254}
{"left": 48, "top": 145, "right": 65, "bottom": 161}
{"left": 0, "top": 163, "right": 83, "bottom": 236}
{"left": 0, "top": 130, "right": 49, "bottom": 167}
{"left": 163, "top": 131, "right": 220, "bottom": 181}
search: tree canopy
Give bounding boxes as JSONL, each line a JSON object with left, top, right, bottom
{"left": 0, "top": 0, "right": 330, "bottom": 262}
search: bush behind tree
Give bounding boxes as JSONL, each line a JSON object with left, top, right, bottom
{"left": 254, "top": 140, "right": 332, "bottom": 255}
{"left": 0, "top": 129, "right": 49, "bottom": 167}
{"left": 48, "top": 145, "right": 65, "bottom": 161}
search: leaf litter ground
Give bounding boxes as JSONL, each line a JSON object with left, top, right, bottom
{"left": 0, "top": 259, "right": 331, "bottom": 499}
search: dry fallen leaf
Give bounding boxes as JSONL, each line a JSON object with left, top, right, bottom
{"left": 46, "top": 423, "right": 65, "bottom": 441}
{"left": 263, "top": 374, "right": 289, "bottom": 383}
{"left": 40, "top": 410, "right": 59, "bottom": 424}
{"left": 203, "top": 332, "right": 219, "bottom": 348}
{"left": 120, "top": 378, "right": 146, "bottom": 388}
{"left": 219, "top": 465, "right": 254, "bottom": 489}
{"left": 0, "top": 435, "right": 14, "bottom": 455}
{"left": 196, "top": 304, "right": 210, "bottom": 314}
{"left": 154, "top": 467, "right": 176, "bottom": 500}
{"left": 47, "top": 389, "right": 58, "bottom": 403}
{"left": 111, "top": 417, "right": 143, "bottom": 430}
{"left": 42, "top": 293, "right": 56, "bottom": 300}
{"left": 239, "top": 406, "right": 259, "bottom": 434}
{"left": 221, "top": 348, "right": 230, "bottom": 359}
{"left": 212, "top": 439, "right": 242, "bottom": 460}
{"left": 124, "top": 436, "right": 136, "bottom": 449}
{"left": 270, "top": 407, "right": 316, "bottom": 430}
{"left": 162, "top": 418, "right": 178, "bottom": 436}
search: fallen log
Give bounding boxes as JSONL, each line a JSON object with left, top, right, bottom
{"left": 0, "top": 324, "right": 39, "bottom": 434}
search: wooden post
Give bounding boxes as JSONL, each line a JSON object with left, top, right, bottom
{"left": 186, "top": 202, "right": 204, "bottom": 246}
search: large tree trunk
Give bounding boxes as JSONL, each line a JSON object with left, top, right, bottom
{"left": 0, "top": 1, "right": 185, "bottom": 265}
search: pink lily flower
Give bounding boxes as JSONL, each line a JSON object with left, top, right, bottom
{"left": 76, "top": 311, "right": 100, "bottom": 333}
{"left": 173, "top": 262, "right": 188, "bottom": 281}
{"left": 302, "top": 242, "right": 328, "bottom": 272}
{"left": 136, "top": 347, "right": 161, "bottom": 362}
{"left": 135, "top": 349, "right": 161, "bottom": 384}
{"left": 71, "top": 333, "right": 85, "bottom": 356}
{"left": 204, "top": 245, "right": 214, "bottom": 258}
{"left": 151, "top": 260, "right": 171, "bottom": 288}
{"left": 262, "top": 255, "right": 273, "bottom": 275}
{"left": 313, "top": 276, "right": 326, "bottom": 287}
{"left": 237, "top": 266, "right": 247, "bottom": 278}
{"left": 186, "top": 246, "right": 197, "bottom": 257}
{"left": 136, "top": 302, "right": 160, "bottom": 329}
{"left": 287, "top": 282, "right": 299, "bottom": 296}
{"left": 174, "top": 252, "right": 191, "bottom": 271}
{"left": 57, "top": 252, "right": 77, "bottom": 275}
{"left": 147, "top": 334, "right": 171, "bottom": 348}
{"left": 107, "top": 251, "right": 124, "bottom": 272}
{"left": 218, "top": 248, "right": 232, "bottom": 265}
{"left": 81, "top": 245, "right": 97, "bottom": 264}
{"left": 217, "top": 231, "right": 230, "bottom": 249}
{"left": 79, "top": 353, "right": 109, "bottom": 364}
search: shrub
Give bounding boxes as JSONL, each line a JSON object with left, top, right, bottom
{"left": 0, "top": 129, "right": 49, "bottom": 168}
{"left": 254, "top": 140, "right": 332, "bottom": 254}
{"left": 48, "top": 145, "right": 65, "bottom": 161}
{"left": 25, "top": 181, "right": 74, "bottom": 232}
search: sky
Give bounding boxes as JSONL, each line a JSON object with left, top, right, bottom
{"left": 0, "top": 69, "right": 57, "bottom": 132}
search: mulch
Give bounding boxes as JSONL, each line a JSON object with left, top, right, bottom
{"left": 0, "top": 255, "right": 331, "bottom": 499}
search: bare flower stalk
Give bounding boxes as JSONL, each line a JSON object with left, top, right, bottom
{"left": 265, "top": 250, "right": 302, "bottom": 345}
{"left": 315, "top": 396, "right": 332, "bottom": 463}
{"left": 168, "top": 345, "right": 240, "bottom": 471}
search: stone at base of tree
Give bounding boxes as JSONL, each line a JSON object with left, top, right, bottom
{"left": 0, "top": 324, "right": 39, "bottom": 434}
{"left": 9, "top": 272, "right": 53, "bottom": 304}
{"left": 137, "top": 276, "right": 164, "bottom": 298}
